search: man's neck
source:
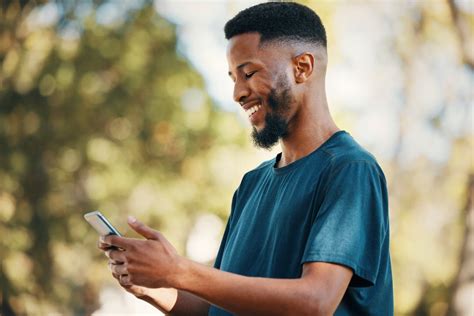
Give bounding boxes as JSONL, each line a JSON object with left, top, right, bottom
{"left": 276, "top": 104, "right": 339, "bottom": 168}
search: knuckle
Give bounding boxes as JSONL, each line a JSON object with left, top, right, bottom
{"left": 123, "top": 276, "right": 131, "bottom": 285}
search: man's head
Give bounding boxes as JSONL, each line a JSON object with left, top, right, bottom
{"left": 225, "top": 2, "right": 328, "bottom": 149}
{"left": 224, "top": 2, "right": 326, "bottom": 47}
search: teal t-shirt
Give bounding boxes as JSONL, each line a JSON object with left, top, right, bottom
{"left": 208, "top": 131, "right": 393, "bottom": 315}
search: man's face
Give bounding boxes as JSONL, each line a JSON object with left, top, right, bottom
{"left": 227, "top": 33, "right": 296, "bottom": 149}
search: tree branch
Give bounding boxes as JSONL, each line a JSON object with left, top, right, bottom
{"left": 447, "top": 0, "right": 474, "bottom": 70}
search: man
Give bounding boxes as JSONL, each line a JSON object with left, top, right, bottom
{"left": 99, "top": 2, "right": 394, "bottom": 315}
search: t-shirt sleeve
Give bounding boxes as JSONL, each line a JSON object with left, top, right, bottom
{"left": 213, "top": 190, "right": 238, "bottom": 269}
{"left": 301, "top": 160, "right": 389, "bottom": 287}
{"left": 213, "top": 219, "right": 230, "bottom": 269}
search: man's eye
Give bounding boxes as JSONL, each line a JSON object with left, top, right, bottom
{"left": 245, "top": 71, "right": 256, "bottom": 79}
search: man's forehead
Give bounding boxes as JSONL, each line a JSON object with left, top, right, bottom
{"left": 227, "top": 33, "right": 284, "bottom": 71}
{"left": 226, "top": 33, "right": 262, "bottom": 63}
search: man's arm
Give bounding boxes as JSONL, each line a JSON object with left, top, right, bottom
{"left": 103, "top": 218, "right": 353, "bottom": 315}
{"left": 135, "top": 288, "right": 209, "bottom": 316}
{"left": 176, "top": 260, "right": 352, "bottom": 315}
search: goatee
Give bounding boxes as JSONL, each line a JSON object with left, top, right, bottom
{"left": 252, "top": 76, "right": 292, "bottom": 149}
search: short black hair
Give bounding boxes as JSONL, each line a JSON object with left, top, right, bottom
{"left": 224, "top": 2, "right": 327, "bottom": 47}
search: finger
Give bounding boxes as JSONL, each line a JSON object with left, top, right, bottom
{"left": 98, "top": 239, "right": 116, "bottom": 251}
{"left": 106, "top": 249, "right": 126, "bottom": 263}
{"left": 109, "top": 262, "right": 122, "bottom": 278}
{"left": 107, "top": 257, "right": 124, "bottom": 266}
{"left": 108, "top": 257, "right": 125, "bottom": 265}
{"left": 111, "top": 271, "right": 120, "bottom": 280}
{"left": 112, "top": 272, "right": 132, "bottom": 290}
{"left": 109, "top": 265, "right": 124, "bottom": 280}
{"left": 119, "top": 274, "right": 132, "bottom": 287}
{"left": 119, "top": 281, "right": 133, "bottom": 289}
{"left": 101, "top": 235, "right": 129, "bottom": 249}
{"left": 110, "top": 262, "right": 128, "bottom": 276}
{"left": 127, "top": 216, "right": 160, "bottom": 240}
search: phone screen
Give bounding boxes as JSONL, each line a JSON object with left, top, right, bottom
{"left": 84, "top": 211, "right": 122, "bottom": 236}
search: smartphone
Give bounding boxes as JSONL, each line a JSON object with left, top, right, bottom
{"left": 84, "top": 210, "right": 122, "bottom": 236}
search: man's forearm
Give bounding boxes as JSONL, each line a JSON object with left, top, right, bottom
{"left": 169, "top": 290, "right": 210, "bottom": 316}
{"left": 137, "top": 287, "right": 209, "bottom": 316}
{"left": 174, "top": 260, "right": 329, "bottom": 316}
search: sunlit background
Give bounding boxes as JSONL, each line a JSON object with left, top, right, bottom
{"left": 0, "top": 0, "right": 472, "bottom": 315}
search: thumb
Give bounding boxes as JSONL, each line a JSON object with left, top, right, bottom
{"left": 128, "top": 216, "right": 159, "bottom": 240}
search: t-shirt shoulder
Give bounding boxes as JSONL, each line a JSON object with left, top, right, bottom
{"left": 242, "top": 157, "right": 274, "bottom": 178}
{"left": 319, "top": 133, "right": 384, "bottom": 179}
{"left": 233, "top": 158, "right": 273, "bottom": 196}
{"left": 323, "top": 133, "right": 375, "bottom": 162}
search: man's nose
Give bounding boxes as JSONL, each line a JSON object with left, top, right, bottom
{"left": 233, "top": 80, "right": 250, "bottom": 104}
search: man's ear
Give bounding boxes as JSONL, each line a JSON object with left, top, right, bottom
{"left": 293, "top": 52, "right": 314, "bottom": 83}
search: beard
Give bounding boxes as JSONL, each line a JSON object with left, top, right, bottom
{"left": 251, "top": 76, "right": 292, "bottom": 150}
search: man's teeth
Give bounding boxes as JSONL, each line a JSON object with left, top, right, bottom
{"left": 245, "top": 104, "right": 262, "bottom": 117}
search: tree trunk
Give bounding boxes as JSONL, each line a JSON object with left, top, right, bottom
{"left": 447, "top": 174, "right": 474, "bottom": 315}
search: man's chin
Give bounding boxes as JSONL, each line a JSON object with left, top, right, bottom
{"left": 250, "top": 109, "right": 289, "bottom": 150}
{"left": 251, "top": 128, "right": 280, "bottom": 150}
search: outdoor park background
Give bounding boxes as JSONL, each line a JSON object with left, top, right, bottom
{"left": 0, "top": 0, "right": 472, "bottom": 315}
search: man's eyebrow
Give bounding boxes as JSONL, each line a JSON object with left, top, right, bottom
{"left": 228, "top": 61, "right": 252, "bottom": 77}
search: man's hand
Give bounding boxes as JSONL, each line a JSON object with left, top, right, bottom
{"left": 99, "top": 216, "right": 182, "bottom": 289}
{"left": 98, "top": 236, "right": 147, "bottom": 298}
{"left": 98, "top": 217, "right": 210, "bottom": 315}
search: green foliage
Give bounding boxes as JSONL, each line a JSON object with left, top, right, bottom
{"left": 0, "top": 2, "right": 249, "bottom": 314}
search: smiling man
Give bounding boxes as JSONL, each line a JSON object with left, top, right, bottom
{"left": 99, "top": 2, "right": 393, "bottom": 315}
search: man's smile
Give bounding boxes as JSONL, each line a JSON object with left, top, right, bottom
{"left": 245, "top": 104, "right": 262, "bottom": 118}
{"left": 241, "top": 100, "right": 265, "bottom": 125}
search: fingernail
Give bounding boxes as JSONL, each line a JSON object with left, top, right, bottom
{"left": 128, "top": 216, "right": 136, "bottom": 224}
{"left": 99, "top": 236, "right": 105, "bottom": 243}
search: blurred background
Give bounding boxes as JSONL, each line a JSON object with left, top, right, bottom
{"left": 0, "top": 0, "right": 472, "bottom": 315}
